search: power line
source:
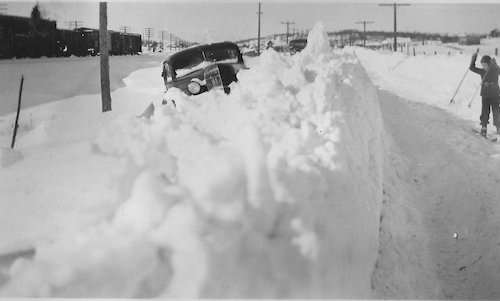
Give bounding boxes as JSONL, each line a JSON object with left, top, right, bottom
{"left": 281, "top": 20, "right": 295, "bottom": 44}
{"left": 257, "top": 2, "right": 262, "bottom": 55}
{"left": 143, "top": 27, "right": 153, "bottom": 42}
{"left": 0, "top": 3, "right": 7, "bottom": 14}
{"left": 119, "top": 25, "right": 131, "bottom": 34}
{"left": 355, "top": 21, "right": 375, "bottom": 47}
{"left": 160, "top": 30, "right": 168, "bottom": 51}
{"left": 379, "top": 2, "right": 410, "bottom": 52}
{"left": 143, "top": 27, "right": 153, "bottom": 50}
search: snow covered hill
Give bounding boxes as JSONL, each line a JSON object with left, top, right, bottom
{"left": 1, "top": 22, "right": 500, "bottom": 299}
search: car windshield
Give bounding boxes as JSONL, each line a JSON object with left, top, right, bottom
{"left": 171, "top": 50, "right": 205, "bottom": 77}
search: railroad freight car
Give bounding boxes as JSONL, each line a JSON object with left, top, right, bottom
{"left": 0, "top": 13, "right": 142, "bottom": 59}
{"left": 121, "top": 32, "right": 141, "bottom": 54}
{"left": 56, "top": 28, "right": 99, "bottom": 57}
{"left": 0, "top": 14, "right": 57, "bottom": 58}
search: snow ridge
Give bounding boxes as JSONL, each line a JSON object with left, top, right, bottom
{"left": 1, "top": 22, "right": 384, "bottom": 298}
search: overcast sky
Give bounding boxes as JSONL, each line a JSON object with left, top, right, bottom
{"left": 3, "top": 1, "right": 500, "bottom": 43}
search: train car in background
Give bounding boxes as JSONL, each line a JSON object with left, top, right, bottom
{"left": 57, "top": 27, "right": 100, "bottom": 57}
{"left": 56, "top": 29, "right": 75, "bottom": 57}
{"left": 122, "top": 33, "right": 142, "bottom": 55}
{"left": 76, "top": 28, "right": 100, "bottom": 56}
{"left": 108, "top": 31, "right": 142, "bottom": 55}
{"left": 109, "top": 31, "right": 122, "bottom": 55}
{"left": 0, "top": 13, "right": 142, "bottom": 59}
{"left": 0, "top": 14, "right": 57, "bottom": 58}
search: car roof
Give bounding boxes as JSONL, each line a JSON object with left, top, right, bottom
{"left": 163, "top": 41, "right": 240, "bottom": 64}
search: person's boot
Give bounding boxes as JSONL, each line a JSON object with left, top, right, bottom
{"left": 481, "top": 125, "right": 487, "bottom": 137}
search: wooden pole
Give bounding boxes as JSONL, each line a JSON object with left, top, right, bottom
{"left": 99, "top": 2, "right": 112, "bottom": 112}
{"left": 393, "top": 3, "right": 397, "bottom": 52}
{"left": 379, "top": 3, "right": 410, "bottom": 52}
{"left": 257, "top": 2, "right": 262, "bottom": 55}
{"left": 11, "top": 76, "right": 24, "bottom": 149}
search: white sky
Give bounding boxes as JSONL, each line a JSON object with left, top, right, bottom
{"left": 3, "top": 1, "right": 500, "bottom": 43}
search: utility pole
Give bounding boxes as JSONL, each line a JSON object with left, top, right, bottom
{"left": 281, "top": 20, "right": 295, "bottom": 44}
{"left": 99, "top": 2, "right": 111, "bottom": 112}
{"left": 355, "top": 21, "right": 374, "bottom": 47}
{"left": 119, "top": 25, "right": 131, "bottom": 34}
{"left": 144, "top": 27, "right": 153, "bottom": 50}
{"left": 257, "top": 2, "right": 262, "bottom": 55}
{"left": 379, "top": 2, "right": 410, "bottom": 52}
{"left": 160, "top": 30, "right": 168, "bottom": 51}
{"left": 66, "top": 20, "right": 83, "bottom": 30}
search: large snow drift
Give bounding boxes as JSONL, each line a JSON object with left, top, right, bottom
{"left": 0, "top": 23, "right": 384, "bottom": 298}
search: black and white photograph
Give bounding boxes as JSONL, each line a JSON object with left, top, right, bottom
{"left": 1, "top": 0, "right": 500, "bottom": 299}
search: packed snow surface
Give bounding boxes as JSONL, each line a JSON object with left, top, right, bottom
{"left": 0, "top": 22, "right": 385, "bottom": 298}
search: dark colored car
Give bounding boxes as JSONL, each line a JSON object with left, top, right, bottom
{"left": 289, "top": 38, "right": 307, "bottom": 55}
{"left": 161, "top": 42, "right": 246, "bottom": 96}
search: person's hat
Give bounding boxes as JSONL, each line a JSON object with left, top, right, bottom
{"left": 481, "top": 55, "right": 492, "bottom": 64}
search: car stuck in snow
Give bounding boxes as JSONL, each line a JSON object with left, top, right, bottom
{"left": 161, "top": 42, "right": 246, "bottom": 97}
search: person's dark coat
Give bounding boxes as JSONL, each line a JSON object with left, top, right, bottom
{"left": 470, "top": 58, "right": 500, "bottom": 98}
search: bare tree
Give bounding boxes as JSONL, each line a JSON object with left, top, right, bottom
{"left": 99, "top": 2, "right": 111, "bottom": 112}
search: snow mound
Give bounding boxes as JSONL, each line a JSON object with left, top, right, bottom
{"left": 122, "top": 66, "right": 164, "bottom": 94}
{"left": 0, "top": 22, "right": 384, "bottom": 298}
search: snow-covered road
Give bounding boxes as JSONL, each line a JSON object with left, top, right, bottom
{"left": 378, "top": 89, "right": 500, "bottom": 299}
{"left": 0, "top": 54, "right": 165, "bottom": 116}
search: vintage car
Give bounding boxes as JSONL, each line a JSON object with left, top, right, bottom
{"left": 161, "top": 42, "right": 246, "bottom": 96}
{"left": 289, "top": 38, "right": 307, "bottom": 55}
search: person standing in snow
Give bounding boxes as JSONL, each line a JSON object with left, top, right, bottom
{"left": 469, "top": 53, "right": 500, "bottom": 137}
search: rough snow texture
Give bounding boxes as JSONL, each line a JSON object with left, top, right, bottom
{"left": 0, "top": 22, "right": 384, "bottom": 298}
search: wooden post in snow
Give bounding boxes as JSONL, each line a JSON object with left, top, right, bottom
{"left": 11, "top": 76, "right": 24, "bottom": 149}
{"left": 99, "top": 2, "right": 111, "bottom": 112}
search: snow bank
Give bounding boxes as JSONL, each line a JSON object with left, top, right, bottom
{"left": 0, "top": 22, "right": 384, "bottom": 298}
{"left": 356, "top": 48, "right": 491, "bottom": 128}
{"left": 0, "top": 61, "right": 162, "bottom": 256}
